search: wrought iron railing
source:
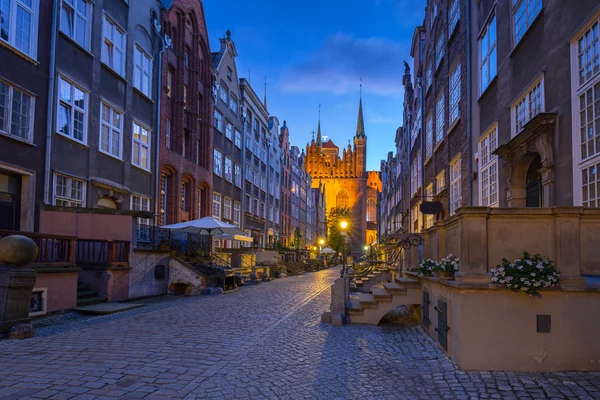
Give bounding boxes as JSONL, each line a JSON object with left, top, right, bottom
{"left": 0, "top": 230, "right": 76, "bottom": 264}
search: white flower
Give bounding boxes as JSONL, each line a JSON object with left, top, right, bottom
{"left": 499, "top": 267, "right": 504, "bottom": 272}
{"left": 527, "top": 260, "right": 533, "bottom": 265}
{"left": 517, "top": 266, "right": 523, "bottom": 271}
{"left": 492, "top": 277, "right": 498, "bottom": 282}
{"left": 530, "top": 272, "right": 536, "bottom": 277}
{"left": 491, "top": 268, "right": 497, "bottom": 274}
{"left": 520, "top": 277, "right": 526, "bottom": 282}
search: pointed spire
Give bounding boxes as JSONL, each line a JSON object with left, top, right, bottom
{"left": 316, "top": 103, "right": 322, "bottom": 148}
{"left": 355, "top": 94, "right": 366, "bottom": 139}
{"left": 263, "top": 76, "right": 267, "bottom": 109}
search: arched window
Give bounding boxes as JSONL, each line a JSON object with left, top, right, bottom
{"left": 367, "top": 199, "right": 377, "bottom": 222}
{"left": 336, "top": 190, "right": 349, "bottom": 209}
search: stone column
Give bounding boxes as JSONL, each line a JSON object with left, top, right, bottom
{"left": 553, "top": 208, "right": 586, "bottom": 287}
{"left": 0, "top": 235, "right": 39, "bottom": 339}
{"left": 455, "top": 208, "right": 491, "bottom": 283}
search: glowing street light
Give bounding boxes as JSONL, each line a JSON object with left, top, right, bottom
{"left": 319, "top": 239, "right": 325, "bottom": 246}
{"left": 340, "top": 220, "right": 348, "bottom": 277}
{"left": 340, "top": 221, "right": 348, "bottom": 230}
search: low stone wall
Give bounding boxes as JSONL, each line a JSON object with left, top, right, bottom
{"left": 419, "top": 276, "right": 600, "bottom": 372}
{"left": 79, "top": 266, "right": 130, "bottom": 301}
{"left": 34, "top": 268, "right": 78, "bottom": 313}
{"left": 168, "top": 258, "right": 206, "bottom": 295}
{"left": 128, "top": 249, "right": 170, "bottom": 299}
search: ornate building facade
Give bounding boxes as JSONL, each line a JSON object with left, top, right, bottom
{"left": 305, "top": 99, "right": 381, "bottom": 254}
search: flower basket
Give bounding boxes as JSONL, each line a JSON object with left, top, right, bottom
{"left": 417, "top": 259, "right": 439, "bottom": 277}
{"left": 438, "top": 254, "right": 459, "bottom": 277}
{"left": 491, "top": 251, "right": 561, "bottom": 298}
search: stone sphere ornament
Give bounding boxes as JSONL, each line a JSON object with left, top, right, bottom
{"left": 0, "top": 235, "right": 39, "bottom": 266}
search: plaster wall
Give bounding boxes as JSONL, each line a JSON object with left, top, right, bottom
{"left": 79, "top": 267, "right": 130, "bottom": 301}
{"left": 39, "top": 210, "right": 133, "bottom": 241}
{"left": 34, "top": 271, "right": 78, "bottom": 312}
{"left": 128, "top": 250, "right": 170, "bottom": 299}
{"left": 421, "top": 279, "right": 600, "bottom": 371}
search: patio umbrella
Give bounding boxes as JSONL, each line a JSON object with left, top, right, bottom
{"left": 214, "top": 233, "right": 253, "bottom": 243}
{"left": 162, "top": 217, "right": 243, "bottom": 254}
{"left": 321, "top": 247, "right": 336, "bottom": 254}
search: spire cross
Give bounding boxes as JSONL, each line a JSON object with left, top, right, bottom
{"left": 311, "top": 130, "right": 316, "bottom": 140}
{"left": 360, "top": 77, "right": 363, "bottom": 99}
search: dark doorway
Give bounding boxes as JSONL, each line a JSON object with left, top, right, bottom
{"left": 526, "top": 155, "right": 543, "bottom": 208}
{"left": 0, "top": 173, "right": 21, "bottom": 231}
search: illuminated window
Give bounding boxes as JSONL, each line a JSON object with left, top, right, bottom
{"left": 367, "top": 199, "right": 376, "bottom": 222}
{"left": 336, "top": 190, "right": 349, "bottom": 209}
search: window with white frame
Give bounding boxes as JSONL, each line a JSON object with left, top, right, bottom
{"left": 448, "top": 0, "right": 459, "bottom": 35}
{"left": 225, "top": 122, "right": 233, "bottom": 140}
{"left": 0, "top": 0, "right": 38, "bottom": 57}
{"left": 102, "top": 15, "right": 125, "bottom": 76}
{"left": 233, "top": 201, "right": 241, "bottom": 227}
{"left": 479, "top": 125, "right": 499, "bottom": 207}
{"left": 53, "top": 172, "right": 85, "bottom": 207}
{"left": 512, "top": 76, "right": 544, "bottom": 137}
{"left": 229, "top": 94, "right": 238, "bottom": 114}
{"left": 134, "top": 46, "right": 152, "bottom": 97}
{"left": 234, "top": 129, "right": 242, "bottom": 148}
{"left": 425, "top": 114, "right": 433, "bottom": 160}
{"left": 575, "top": 17, "right": 600, "bottom": 208}
{"left": 436, "top": 169, "right": 446, "bottom": 194}
{"left": 212, "top": 193, "right": 221, "bottom": 219}
{"left": 131, "top": 194, "right": 151, "bottom": 242}
{"left": 436, "top": 32, "right": 445, "bottom": 68}
{"left": 57, "top": 76, "right": 86, "bottom": 143}
{"left": 60, "top": 0, "right": 91, "bottom": 50}
{"left": 219, "top": 82, "right": 228, "bottom": 103}
{"left": 449, "top": 156, "right": 461, "bottom": 215}
{"left": 436, "top": 92, "right": 445, "bottom": 143}
{"left": 132, "top": 122, "right": 150, "bottom": 170}
{"left": 213, "top": 109, "right": 222, "bottom": 132}
{"left": 183, "top": 85, "right": 187, "bottom": 109}
{"left": 165, "top": 119, "right": 171, "bottom": 149}
{"left": 213, "top": 149, "right": 222, "bottom": 176}
{"left": 480, "top": 15, "right": 497, "bottom": 93}
{"left": 245, "top": 161, "right": 252, "bottom": 182}
{"left": 166, "top": 68, "right": 173, "bottom": 97}
{"left": 100, "top": 102, "right": 122, "bottom": 158}
{"left": 223, "top": 197, "right": 232, "bottom": 220}
{"left": 578, "top": 22, "right": 599, "bottom": 86}
{"left": 224, "top": 157, "right": 232, "bottom": 182}
{"left": 512, "top": 0, "right": 542, "bottom": 45}
{"left": 0, "top": 79, "right": 34, "bottom": 142}
{"left": 234, "top": 164, "right": 242, "bottom": 187}
{"left": 426, "top": 62, "right": 432, "bottom": 92}
{"left": 181, "top": 181, "right": 189, "bottom": 211}
{"left": 449, "top": 63, "right": 461, "bottom": 123}
{"left": 425, "top": 183, "right": 435, "bottom": 229}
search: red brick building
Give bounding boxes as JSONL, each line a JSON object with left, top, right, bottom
{"left": 158, "top": 0, "right": 214, "bottom": 225}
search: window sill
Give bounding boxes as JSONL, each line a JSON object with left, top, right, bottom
{"left": 477, "top": 76, "right": 497, "bottom": 103}
{"left": 434, "top": 139, "right": 444, "bottom": 153}
{"left": 101, "top": 63, "right": 127, "bottom": 83}
{"left": 132, "top": 164, "right": 151, "bottom": 174}
{"left": 0, "top": 39, "right": 39, "bottom": 65}
{"left": 99, "top": 149, "right": 124, "bottom": 162}
{"left": 0, "top": 131, "right": 36, "bottom": 147}
{"left": 59, "top": 31, "right": 93, "bottom": 58}
{"left": 447, "top": 117, "right": 460, "bottom": 136}
{"left": 133, "top": 87, "right": 154, "bottom": 103}
{"left": 448, "top": 20, "right": 459, "bottom": 43}
{"left": 56, "top": 131, "right": 88, "bottom": 147}
{"left": 508, "top": 8, "right": 545, "bottom": 58}
{"left": 425, "top": 155, "right": 433, "bottom": 166}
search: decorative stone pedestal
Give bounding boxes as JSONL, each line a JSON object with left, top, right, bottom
{"left": 0, "top": 235, "right": 39, "bottom": 339}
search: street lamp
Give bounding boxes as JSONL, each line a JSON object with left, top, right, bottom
{"left": 340, "top": 220, "right": 348, "bottom": 277}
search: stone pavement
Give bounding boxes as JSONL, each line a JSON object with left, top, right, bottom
{"left": 1, "top": 268, "right": 599, "bottom": 399}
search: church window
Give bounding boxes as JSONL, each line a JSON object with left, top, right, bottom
{"left": 367, "top": 199, "right": 376, "bottom": 222}
{"left": 336, "top": 190, "right": 349, "bottom": 209}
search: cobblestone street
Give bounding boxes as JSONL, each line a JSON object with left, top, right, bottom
{"left": 1, "top": 268, "right": 599, "bottom": 399}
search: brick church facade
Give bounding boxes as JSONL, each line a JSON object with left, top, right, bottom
{"left": 305, "top": 99, "right": 381, "bottom": 255}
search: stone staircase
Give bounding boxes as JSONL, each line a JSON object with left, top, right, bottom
{"left": 347, "top": 277, "right": 422, "bottom": 325}
{"left": 76, "top": 282, "right": 107, "bottom": 307}
{"left": 352, "top": 266, "right": 394, "bottom": 293}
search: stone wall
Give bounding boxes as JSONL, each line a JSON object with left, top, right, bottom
{"left": 168, "top": 258, "right": 206, "bottom": 295}
{"left": 128, "top": 250, "right": 170, "bottom": 299}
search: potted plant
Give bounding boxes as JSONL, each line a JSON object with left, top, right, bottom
{"left": 417, "top": 259, "right": 439, "bottom": 277}
{"left": 439, "top": 254, "right": 459, "bottom": 280}
{"left": 491, "top": 251, "right": 561, "bottom": 298}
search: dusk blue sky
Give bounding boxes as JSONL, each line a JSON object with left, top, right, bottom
{"left": 204, "top": 0, "right": 426, "bottom": 171}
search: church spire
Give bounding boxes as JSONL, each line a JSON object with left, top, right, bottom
{"left": 263, "top": 76, "right": 267, "bottom": 109}
{"left": 316, "top": 103, "right": 322, "bottom": 148}
{"left": 355, "top": 79, "right": 366, "bottom": 139}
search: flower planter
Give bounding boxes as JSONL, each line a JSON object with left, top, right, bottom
{"left": 439, "top": 270, "right": 455, "bottom": 280}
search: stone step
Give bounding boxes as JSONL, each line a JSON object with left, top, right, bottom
{"left": 371, "top": 287, "right": 392, "bottom": 302}
{"left": 76, "top": 297, "right": 108, "bottom": 307}
{"left": 348, "top": 299, "right": 363, "bottom": 315}
{"left": 358, "top": 293, "right": 378, "bottom": 309}
{"left": 366, "top": 274, "right": 376, "bottom": 279}
{"left": 383, "top": 281, "right": 408, "bottom": 295}
{"left": 355, "top": 280, "right": 364, "bottom": 286}
{"left": 395, "top": 277, "right": 422, "bottom": 289}
{"left": 75, "top": 302, "right": 144, "bottom": 315}
{"left": 77, "top": 290, "right": 99, "bottom": 299}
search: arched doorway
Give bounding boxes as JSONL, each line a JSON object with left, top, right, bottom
{"left": 526, "top": 155, "right": 543, "bottom": 207}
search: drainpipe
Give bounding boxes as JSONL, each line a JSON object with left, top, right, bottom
{"left": 466, "top": 0, "right": 473, "bottom": 206}
{"left": 153, "top": 11, "right": 167, "bottom": 225}
{"left": 43, "top": 0, "right": 60, "bottom": 206}
{"left": 418, "top": 76, "right": 424, "bottom": 231}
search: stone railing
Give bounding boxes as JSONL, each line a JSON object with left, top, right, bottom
{"left": 414, "top": 207, "right": 600, "bottom": 285}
